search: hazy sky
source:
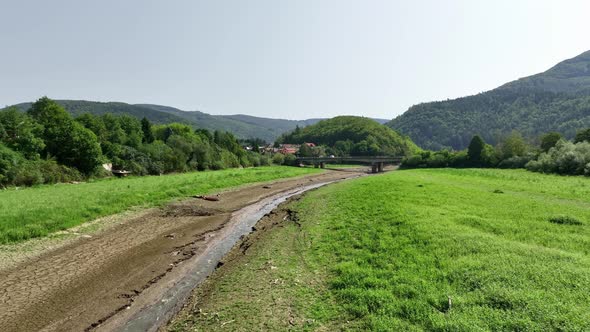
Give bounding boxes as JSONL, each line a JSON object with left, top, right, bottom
{"left": 1, "top": 0, "right": 589, "bottom": 119}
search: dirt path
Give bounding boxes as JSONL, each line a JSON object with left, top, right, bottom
{"left": 0, "top": 170, "right": 361, "bottom": 332}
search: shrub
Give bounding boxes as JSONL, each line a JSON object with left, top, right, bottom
{"left": 37, "top": 159, "right": 83, "bottom": 184}
{"left": 210, "top": 160, "right": 225, "bottom": 170}
{"left": 246, "top": 153, "right": 261, "bottom": 167}
{"left": 272, "top": 153, "right": 285, "bottom": 165}
{"left": 0, "top": 143, "right": 24, "bottom": 186}
{"left": 12, "top": 161, "right": 44, "bottom": 186}
{"left": 284, "top": 153, "right": 297, "bottom": 166}
{"left": 259, "top": 154, "right": 271, "bottom": 166}
{"left": 498, "top": 155, "right": 534, "bottom": 169}
{"left": 526, "top": 140, "right": 590, "bottom": 176}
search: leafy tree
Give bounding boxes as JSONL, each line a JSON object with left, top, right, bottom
{"left": 467, "top": 135, "right": 485, "bottom": 164}
{"left": 0, "top": 143, "right": 23, "bottom": 185}
{"left": 101, "top": 114, "right": 126, "bottom": 145}
{"left": 118, "top": 115, "right": 142, "bottom": 148}
{"left": 76, "top": 113, "right": 108, "bottom": 142}
{"left": 272, "top": 153, "right": 285, "bottom": 165}
{"left": 299, "top": 143, "right": 313, "bottom": 157}
{"left": 574, "top": 128, "right": 590, "bottom": 143}
{"left": 540, "top": 132, "right": 562, "bottom": 152}
{"left": 497, "top": 131, "right": 527, "bottom": 159}
{"left": 0, "top": 107, "right": 45, "bottom": 158}
{"left": 195, "top": 128, "right": 213, "bottom": 142}
{"left": 141, "top": 117, "right": 154, "bottom": 143}
{"left": 28, "top": 97, "right": 102, "bottom": 174}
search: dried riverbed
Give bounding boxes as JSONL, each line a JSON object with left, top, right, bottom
{"left": 0, "top": 169, "right": 364, "bottom": 332}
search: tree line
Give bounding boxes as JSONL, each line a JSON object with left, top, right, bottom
{"left": 0, "top": 97, "right": 270, "bottom": 187}
{"left": 402, "top": 127, "right": 590, "bottom": 176}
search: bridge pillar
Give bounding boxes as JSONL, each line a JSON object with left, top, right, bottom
{"left": 378, "top": 162, "right": 384, "bottom": 172}
{"left": 320, "top": 162, "right": 325, "bottom": 169}
{"left": 371, "top": 164, "right": 378, "bottom": 173}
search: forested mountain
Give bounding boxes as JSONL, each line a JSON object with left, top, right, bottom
{"left": 278, "top": 116, "right": 419, "bottom": 156}
{"left": 13, "top": 101, "right": 189, "bottom": 125}
{"left": 388, "top": 50, "right": 590, "bottom": 150}
{"left": 7, "top": 100, "right": 386, "bottom": 143}
{"left": 137, "top": 104, "right": 321, "bottom": 142}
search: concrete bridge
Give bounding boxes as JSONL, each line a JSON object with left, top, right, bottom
{"left": 296, "top": 156, "right": 403, "bottom": 173}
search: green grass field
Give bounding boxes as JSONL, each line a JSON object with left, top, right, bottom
{"left": 171, "top": 169, "right": 590, "bottom": 331}
{"left": 0, "top": 166, "right": 321, "bottom": 244}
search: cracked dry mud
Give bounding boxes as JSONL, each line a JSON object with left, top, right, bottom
{"left": 0, "top": 170, "right": 360, "bottom": 332}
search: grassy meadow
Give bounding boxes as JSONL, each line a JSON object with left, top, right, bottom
{"left": 0, "top": 166, "right": 321, "bottom": 244}
{"left": 171, "top": 169, "right": 590, "bottom": 331}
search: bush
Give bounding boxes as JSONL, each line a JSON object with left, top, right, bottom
{"left": 37, "top": 159, "right": 83, "bottom": 184}
{"left": 12, "top": 161, "right": 44, "bottom": 186}
{"left": 283, "top": 153, "right": 297, "bottom": 166}
{"left": 246, "top": 153, "right": 261, "bottom": 167}
{"left": 0, "top": 143, "right": 24, "bottom": 186}
{"left": 526, "top": 140, "right": 590, "bottom": 176}
{"left": 220, "top": 150, "right": 240, "bottom": 169}
{"left": 210, "top": 160, "right": 225, "bottom": 170}
{"left": 272, "top": 153, "right": 285, "bottom": 165}
{"left": 497, "top": 155, "right": 535, "bottom": 169}
{"left": 259, "top": 154, "right": 271, "bottom": 166}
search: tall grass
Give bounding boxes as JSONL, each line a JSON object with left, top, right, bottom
{"left": 292, "top": 169, "right": 590, "bottom": 330}
{"left": 0, "top": 166, "right": 321, "bottom": 243}
{"left": 168, "top": 169, "right": 590, "bottom": 331}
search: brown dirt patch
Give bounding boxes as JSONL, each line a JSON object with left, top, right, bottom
{"left": 161, "top": 204, "right": 222, "bottom": 217}
{"left": 0, "top": 169, "right": 361, "bottom": 332}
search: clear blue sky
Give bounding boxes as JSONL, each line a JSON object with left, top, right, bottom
{"left": 1, "top": 0, "right": 589, "bottom": 119}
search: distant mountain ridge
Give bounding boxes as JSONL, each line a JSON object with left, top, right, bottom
{"left": 7, "top": 100, "right": 388, "bottom": 142}
{"left": 500, "top": 50, "right": 590, "bottom": 94}
{"left": 388, "top": 50, "right": 590, "bottom": 150}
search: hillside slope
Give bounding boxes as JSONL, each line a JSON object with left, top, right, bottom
{"left": 388, "top": 50, "right": 590, "bottom": 150}
{"left": 9, "top": 101, "right": 327, "bottom": 142}
{"left": 278, "top": 116, "right": 419, "bottom": 156}
{"left": 137, "top": 104, "right": 321, "bottom": 142}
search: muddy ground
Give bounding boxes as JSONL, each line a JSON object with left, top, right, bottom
{"left": 0, "top": 169, "right": 364, "bottom": 332}
{"left": 165, "top": 191, "right": 313, "bottom": 331}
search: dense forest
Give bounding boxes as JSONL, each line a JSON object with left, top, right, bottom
{"left": 277, "top": 116, "right": 419, "bottom": 156}
{"left": 0, "top": 97, "right": 269, "bottom": 187}
{"left": 388, "top": 50, "right": 590, "bottom": 150}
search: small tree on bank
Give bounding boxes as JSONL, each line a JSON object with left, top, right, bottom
{"left": 467, "top": 135, "right": 485, "bottom": 165}
{"left": 540, "top": 132, "right": 562, "bottom": 152}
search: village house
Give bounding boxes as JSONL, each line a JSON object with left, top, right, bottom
{"left": 277, "top": 142, "right": 316, "bottom": 155}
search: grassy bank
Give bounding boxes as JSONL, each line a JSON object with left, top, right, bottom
{"left": 0, "top": 166, "right": 321, "bottom": 243}
{"left": 171, "top": 169, "right": 590, "bottom": 331}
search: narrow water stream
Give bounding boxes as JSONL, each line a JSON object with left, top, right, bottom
{"left": 118, "top": 179, "right": 344, "bottom": 332}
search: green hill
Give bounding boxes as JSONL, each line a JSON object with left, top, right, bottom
{"left": 13, "top": 100, "right": 189, "bottom": 125}
{"left": 388, "top": 50, "right": 590, "bottom": 150}
{"left": 8, "top": 100, "right": 390, "bottom": 143}
{"left": 278, "top": 116, "right": 419, "bottom": 156}
{"left": 137, "top": 104, "right": 321, "bottom": 142}
{"left": 8, "top": 101, "right": 319, "bottom": 142}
